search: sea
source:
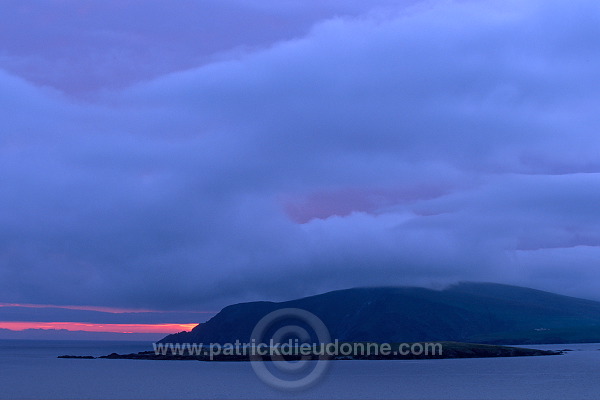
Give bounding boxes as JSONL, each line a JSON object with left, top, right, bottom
{"left": 0, "top": 340, "right": 599, "bottom": 399}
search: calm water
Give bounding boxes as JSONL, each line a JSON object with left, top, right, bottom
{"left": 0, "top": 340, "right": 599, "bottom": 399}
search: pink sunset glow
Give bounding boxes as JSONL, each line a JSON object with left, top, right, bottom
{"left": 0, "top": 321, "right": 197, "bottom": 334}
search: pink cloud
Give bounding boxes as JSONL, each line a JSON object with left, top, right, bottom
{"left": 0, "top": 0, "right": 413, "bottom": 95}
{"left": 283, "top": 186, "right": 449, "bottom": 223}
{"left": 0, "top": 302, "right": 216, "bottom": 314}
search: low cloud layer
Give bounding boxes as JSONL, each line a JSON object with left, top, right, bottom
{"left": 2, "top": 0, "right": 600, "bottom": 311}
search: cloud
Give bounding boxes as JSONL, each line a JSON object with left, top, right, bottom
{"left": 2, "top": 0, "right": 600, "bottom": 311}
{"left": 0, "top": 0, "right": 418, "bottom": 95}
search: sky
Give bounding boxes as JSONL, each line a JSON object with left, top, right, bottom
{"left": 2, "top": 0, "right": 600, "bottom": 339}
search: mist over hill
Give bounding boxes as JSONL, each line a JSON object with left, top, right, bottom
{"left": 161, "top": 283, "right": 600, "bottom": 345}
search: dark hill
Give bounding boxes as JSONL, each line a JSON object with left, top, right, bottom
{"left": 161, "top": 283, "right": 600, "bottom": 345}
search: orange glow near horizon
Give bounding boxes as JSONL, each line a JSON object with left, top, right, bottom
{"left": 0, "top": 321, "right": 198, "bottom": 334}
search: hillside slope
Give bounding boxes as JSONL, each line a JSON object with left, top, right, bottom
{"left": 161, "top": 283, "right": 600, "bottom": 345}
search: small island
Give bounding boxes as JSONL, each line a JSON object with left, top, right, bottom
{"left": 58, "top": 341, "right": 562, "bottom": 361}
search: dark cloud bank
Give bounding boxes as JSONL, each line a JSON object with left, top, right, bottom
{"left": 2, "top": 0, "right": 600, "bottom": 312}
